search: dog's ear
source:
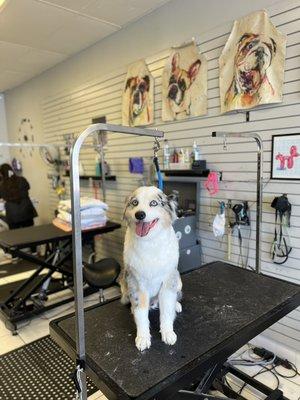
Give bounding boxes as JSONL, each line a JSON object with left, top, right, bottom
{"left": 188, "top": 59, "right": 201, "bottom": 83}
{"left": 270, "top": 37, "right": 276, "bottom": 54}
{"left": 142, "top": 75, "right": 150, "bottom": 91}
{"left": 167, "top": 194, "right": 178, "bottom": 222}
{"left": 123, "top": 195, "right": 132, "bottom": 221}
{"left": 125, "top": 77, "right": 135, "bottom": 91}
{"left": 171, "top": 52, "right": 180, "bottom": 73}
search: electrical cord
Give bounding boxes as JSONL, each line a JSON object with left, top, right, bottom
{"left": 226, "top": 345, "right": 300, "bottom": 397}
{"left": 237, "top": 365, "right": 280, "bottom": 395}
{"left": 273, "top": 361, "right": 299, "bottom": 379}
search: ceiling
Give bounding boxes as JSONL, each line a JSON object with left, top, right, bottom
{"left": 0, "top": 0, "right": 170, "bottom": 92}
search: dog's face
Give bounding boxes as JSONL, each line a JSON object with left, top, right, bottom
{"left": 124, "top": 186, "right": 177, "bottom": 239}
{"left": 125, "top": 76, "right": 150, "bottom": 121}
{"left": 167, "top": 52, "right": 201, "bottom": 107}
{"left": 234, "top": 33, "right": 276, "bottom": 94}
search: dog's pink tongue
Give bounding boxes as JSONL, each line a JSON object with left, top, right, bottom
{"left": 135, "top": 221, "right": 151, "bottom": 237}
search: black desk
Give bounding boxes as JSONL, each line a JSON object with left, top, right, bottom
{"left": 50, "top": 261, "right": 300, "bottom": 400}
{"left": 0, "top": 221, "right": 121, "bottom": 332}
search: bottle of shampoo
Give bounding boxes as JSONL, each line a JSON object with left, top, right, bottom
{"left": 163, "top": 139, "right": 170, "bottom": 170}
{"left": 193, "top": 141, "right": 201, "bottom": 161}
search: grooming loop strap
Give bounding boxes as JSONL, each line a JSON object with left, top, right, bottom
{"left": 153, "top": 137, "right": 163, "bottom": 190}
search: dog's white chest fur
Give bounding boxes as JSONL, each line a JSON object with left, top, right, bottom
{"left": 124, "top": 226, "right": 178, "bottom": 296}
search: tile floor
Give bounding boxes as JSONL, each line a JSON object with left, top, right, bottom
{"left": 0, "top": 268, "right": 299, "bottom": 400}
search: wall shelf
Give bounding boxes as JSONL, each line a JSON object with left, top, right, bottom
{"left": 63, "top": 174, "right": 116, "bottom": 181}
{"left": 79, "top": 175, "right": 116, "bottom": 181}
{"left": 161, "top": 170, "right": 210, "bottom": 183}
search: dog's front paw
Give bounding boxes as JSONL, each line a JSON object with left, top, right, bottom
{"left": 161, "top": 330, "right": 177, "bottom": 346}
{"left": 135, "top": 335, "right": 151, "bottom": 351}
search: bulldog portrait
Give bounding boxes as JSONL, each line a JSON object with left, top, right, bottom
{"left": 162, "top": 42, "right": 207, "bottom": 121}
{"left": 167, "top": 52, "right": 201, "bottom": 118}
{"left": 124, "top": 76, "right": 151, "bottom": 126}
{"left": 224, "top": 33, "right": 277, "bottom": 110}
{"left": 122, "top": 60, "right": 154, "bottom": 127}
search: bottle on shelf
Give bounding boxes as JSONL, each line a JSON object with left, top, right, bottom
{"left": 178, "top": 148, "right": 185, "bottom": 164}
{"left": 163, "top": 139, "right": 170, "bottom": 170}
{"left": 193, "top": 141, "right": 201, "bottom": 161}
{"left": 172, "top": 148, "right": 179, "bottom": 163}
{"left": 185, "top": 148, "right": 191, "bottom": 167}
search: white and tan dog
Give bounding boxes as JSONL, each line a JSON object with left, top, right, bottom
{"left": 119, "top": 186, "right": 182, "bottom": 351}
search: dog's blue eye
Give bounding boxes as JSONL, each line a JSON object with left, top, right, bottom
{"left": 150, "top": 200, "right": 158, "bottom": 207}
{"left": 131, "top": 199, "right": 138, "bottom": 206}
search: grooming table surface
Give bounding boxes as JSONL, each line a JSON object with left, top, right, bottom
{"left": 0, "top": 221, "right": 121, "bottom": 249}
{"left": 50, "top": 261, "right": 300, "bottom": 400}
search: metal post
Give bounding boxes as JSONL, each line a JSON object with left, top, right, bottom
{"left": 99, "top": 132, "right": 106, "bottom": 202}
{"left": 254, "top": 135, "right": 263, "bottom": 274}
{"left": 70, "top": 123, "right": 163, "bottom": 400}
{"left": 212, "top": 132, "right": 263, "bottom": 274}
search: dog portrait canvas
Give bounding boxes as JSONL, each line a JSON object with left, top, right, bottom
{"left": 162, "top": 42, "right": 207, "bottom": 121}
{"left": 122, "top": 59, "right": 154, "bottom": 127}
{"left": 219, "top": 10, "right": 286, "bottom": 114}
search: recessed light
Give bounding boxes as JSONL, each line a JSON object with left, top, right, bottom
{"left": 0, "top": 0, "right": 8, "bottom": 12}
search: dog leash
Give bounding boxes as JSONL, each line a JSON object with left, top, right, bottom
{"left": 271, "top": 194, "right": 292, "bottom": 265}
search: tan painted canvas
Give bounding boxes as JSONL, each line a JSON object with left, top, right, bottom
{"left": 162, "top": 42, "right": 207, "bottom": 121}
{"left": 122, "top": 59, "right": 154, "bottom": 127}
{"left": 219, "top": 10, "right": 286, "bottom": 114}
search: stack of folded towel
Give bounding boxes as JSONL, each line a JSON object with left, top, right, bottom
{"left": 53, "top": 197, "right": 108, "bottom": 231}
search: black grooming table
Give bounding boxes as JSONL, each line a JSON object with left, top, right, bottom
{"left": 0, "top": 221, "right": 121, "bottom": 332}
{"left": 50, "top": 261, "right": 300, "bottom": 400}
{"left": 0, "top": 221, "right": 120, "bottom": 250}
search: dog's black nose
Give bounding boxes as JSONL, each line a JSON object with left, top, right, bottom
{"left": 135, "top": 211, "right": 146, "bottom": 220}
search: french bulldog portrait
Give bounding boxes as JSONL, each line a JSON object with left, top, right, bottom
{"left": 124, "top": 75, "right": 152, "bottom": 126}
{"left": 225, "top": 33, "right": 277, "bottom": 110}
{"left": 167, "top": 52, "right": 201, "bottom": 119}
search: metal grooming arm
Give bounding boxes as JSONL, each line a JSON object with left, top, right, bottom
{"left": 212, "top": 131, "right": 263, "bottom": 274}
{"left": 70, "top": 123, "right": 163, "bottom": 400}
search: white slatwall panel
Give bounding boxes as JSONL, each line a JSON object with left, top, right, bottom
{"left": 42, "top": 0, "right": 300, "bottom": 350}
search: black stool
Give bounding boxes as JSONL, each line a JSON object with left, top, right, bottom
{"left": 83, "top": 258, "right": 120, "bottom": 302}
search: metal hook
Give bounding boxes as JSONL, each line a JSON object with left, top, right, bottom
{"left": 223, "top": 135, "right": 227, "bottom": 151}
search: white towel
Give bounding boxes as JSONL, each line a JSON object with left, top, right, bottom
{"left": 58, "top": 197, "right": 108, "bottom": 213}
{"left": 57, "top": 209, "right": 106, "bottom": 223}
{"left": 57, "top": 211, "right": 107, "bottom": 224}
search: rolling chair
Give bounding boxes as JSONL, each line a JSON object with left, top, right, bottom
{"left": 83, "top": 258, "right": 120, "bottom": 303}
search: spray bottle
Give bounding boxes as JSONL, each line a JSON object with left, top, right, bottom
{"left": 193, "top": 141, "right": 201, "bottom": 161}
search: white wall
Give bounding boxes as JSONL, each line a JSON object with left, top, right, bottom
{"left": 4, "top": 0, "right": 300, "bottom": 357}
{"left": 4, "top": 0, "right": 282, "bottom": 221}
{"left": 0, "top": 95, "right": 10, "bottom": 164}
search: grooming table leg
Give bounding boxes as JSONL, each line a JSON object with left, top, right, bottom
{"left": 40, "top": 248, "right": 61, "bottom": 300}
{"left": 194, "top": 363, "right": 223, "bottom": 394}
{"left": 174, "top": 363, "right": 236, "bottom": 400}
